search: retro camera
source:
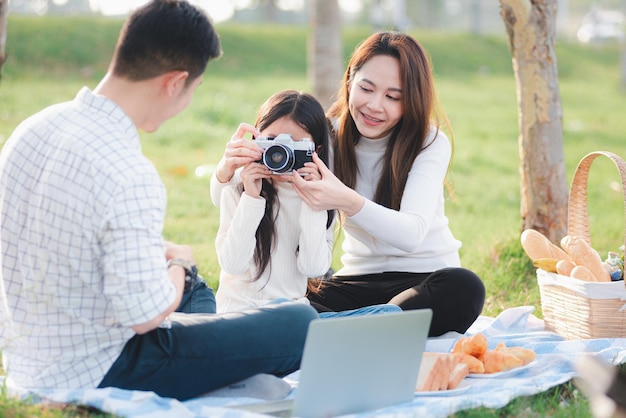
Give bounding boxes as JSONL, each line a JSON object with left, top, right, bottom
{"left": 254, "top": 133, "right": 314, "bottom": 174}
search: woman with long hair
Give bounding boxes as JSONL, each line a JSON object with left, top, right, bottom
{"left": 291, "top": 32, "right": 485, "bottom": 336}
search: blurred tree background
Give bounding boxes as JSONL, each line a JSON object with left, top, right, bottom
{"left": 5, "top": 0, "right": 626, "bottom": 43}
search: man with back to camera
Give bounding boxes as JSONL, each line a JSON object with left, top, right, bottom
{"left": 0, "top": 0, "right": 318, "bottom": 401}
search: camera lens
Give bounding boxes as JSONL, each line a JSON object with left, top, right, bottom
{"left": 263, "top": 144, "right": 294, "bottom": 173}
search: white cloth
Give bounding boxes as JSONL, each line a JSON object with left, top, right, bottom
{"left": 338, "top": 128, "right": 461, "bottom": 275}
{"left": 0, "top": 87, "right": 176, "bottom": 390}
{"left": 215, "top": 181, "right": 334, "bottom": 312}
{"left": 210, "top": 128, "right": 461, "bottom": 276}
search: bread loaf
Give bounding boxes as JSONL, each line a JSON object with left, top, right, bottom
{"left": 415, "top": 353, "right": 445, "bottom": 392}
{"left": 521, "top": 229, "right": 574, "bottom": 263}
{"left": 448, "top": 363, "right": 470, "bottom": 389}
{"left": 416, "top": 353, "right": 465, "bottom": 392}
{"left": 570, "top": 265, "right": 599, "bottom": 282}
{"left": 560, "top": 235, "right": 611, "bottom": 282}
{"left": 556, "top": 259, "right": 575, "bottom": 276}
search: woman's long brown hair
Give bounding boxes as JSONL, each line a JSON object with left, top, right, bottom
{"left": 245, "top": 90, "right": 334, "bottom": 283}
{"left": 327, "top": 32, "right": 452, "bottom": 210}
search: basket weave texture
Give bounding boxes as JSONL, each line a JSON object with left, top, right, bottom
{"left": 537, "top": 150, "right": 626, "bottom": 340}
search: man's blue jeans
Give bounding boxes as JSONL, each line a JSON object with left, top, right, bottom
{"left": 98, "top": 280, "right": 319, "bottom": 401}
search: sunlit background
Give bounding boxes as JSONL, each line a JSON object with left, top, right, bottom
{"left": 10, "top": 0, "right": 364, "bottom": 21}
{"left": 6, "top": 0, "right": 626, "bottom": 42}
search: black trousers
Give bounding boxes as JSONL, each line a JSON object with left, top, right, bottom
{"left": 307, "top": 267, "right": 485, "bottom": 337}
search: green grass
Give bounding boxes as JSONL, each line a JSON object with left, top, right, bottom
{"left": 2, "top": 15, "right": 626, "bottom": 417}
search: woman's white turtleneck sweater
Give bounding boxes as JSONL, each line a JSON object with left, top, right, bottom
{"left": 215, "top": 181, "right": 334, "bottom": 313}
{"left": 209, "top": 127, "right": 461, "bottom": 282}
{"left": 337, "top": 128, "right": 461, "bottom": 275}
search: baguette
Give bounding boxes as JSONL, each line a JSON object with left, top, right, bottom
{"left": 560, "top": 235, "right": 611, "bottom": 282}
{"left": 570, "top": 265, "right": 600, "bottom": 282}
{"left": 556, "top": 259, "right": 575, "bottom": 276}
{"left": 521, "top": 229, "right": 574, "bottom": 263}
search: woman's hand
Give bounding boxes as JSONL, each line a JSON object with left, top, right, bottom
{"left": 296, "top": 161, "right": 322, "bottom": 181}
{"left": 214, "top": 123, "right": 263, "bottom": 183}
{"left": 240, "top": 162, "right": 271, "bottom": 198}
{"left": 291, "top": 153, "right": 365, "bottom": 216}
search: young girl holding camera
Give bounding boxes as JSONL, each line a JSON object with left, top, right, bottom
{"left": 215, "top": 90, "right": 333, "bottom": 313}
{"left": 215, "top": 90, "right": 400, "bottom": 316}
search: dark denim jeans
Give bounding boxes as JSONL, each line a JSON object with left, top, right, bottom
{"left": 98, "top": 280, "right": 319, "bottom": 400}
{"left": 176, "top": 278, "right": 217, "bottom": 314}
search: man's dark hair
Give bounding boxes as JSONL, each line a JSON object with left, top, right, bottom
{"left": 111, "top": 0, "right": 222, "bottom": 85}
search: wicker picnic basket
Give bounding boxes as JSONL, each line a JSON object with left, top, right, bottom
{"left": 537, "top": 150, "right": 626, "bottom": 340}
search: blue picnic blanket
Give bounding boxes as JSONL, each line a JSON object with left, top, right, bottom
{"left": 5, "top": 306, "right": 626, "bottom": 417}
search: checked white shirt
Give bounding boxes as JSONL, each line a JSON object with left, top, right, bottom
{"left": 0, "top": 87, "right": 177, "bottom": 390}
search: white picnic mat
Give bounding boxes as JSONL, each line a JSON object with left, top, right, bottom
{"left": 5, "top": 306, "right": 626, "bottom": 418}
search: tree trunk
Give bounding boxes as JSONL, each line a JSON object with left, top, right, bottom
{"left": 308, "top": 0, "right": 342, "bottom": 110}
{"left": 499, "top": 0, "right": 568, "bottom": 243}
{"left": 0, "top": 0, "right": 8, "bottom": 76}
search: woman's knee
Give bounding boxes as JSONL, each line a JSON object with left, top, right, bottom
{"left": 432, "top": 268, "right": 485, "bottom": 302}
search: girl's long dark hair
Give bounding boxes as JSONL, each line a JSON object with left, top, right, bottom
{"left": 247, "top": 90, "right": 334, "bottom": 282}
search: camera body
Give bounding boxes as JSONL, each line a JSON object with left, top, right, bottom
{"left": 254, "top": 134, "right": 314, "bottom": 174}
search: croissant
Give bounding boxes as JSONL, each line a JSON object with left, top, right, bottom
{"left": 482, "top": 350, "right": 524, "bottom": 374}
{"left": 495, "top": 343, "right": 536, "bottom": 365}
{"left": 451, "top": 333, "right": 488, "bottom": 358}
{"left": 451, "top": 336, "right": 537, "bottom": 375}
{"left": 452, "top": 352, "right": 485, "bottom": 374}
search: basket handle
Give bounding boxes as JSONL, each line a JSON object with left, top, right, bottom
{"left": 567, "top": 151, "right": 626, "bottom": 251}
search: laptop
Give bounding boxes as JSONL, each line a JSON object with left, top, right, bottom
{"left": 230, "top": 308, "right": 433, "bottom": 418}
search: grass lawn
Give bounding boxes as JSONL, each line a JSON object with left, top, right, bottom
{"left": 1, "top": 15, "right": 626, "bottom": 417}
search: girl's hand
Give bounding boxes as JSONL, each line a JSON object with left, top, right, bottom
{"left": 240, "top": 162, "right": 271, "bottom": 198}
{"left": 291, "top": 153, "right": 365, "bottom": 216}
{"left": 297, "top": 161, "right": 322, "bottom": 181}
{"left": 214, "top": 123, "right": 263, "bottom": 183}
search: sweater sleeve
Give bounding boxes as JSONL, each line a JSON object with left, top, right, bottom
{"left": 210, "top": 169, "right": 241, "bottom": 207}
{"left": 296, "top": 204, "right": 335, "bottom": 277}
{"left": 348, "top": 131, "right": 451, "bottom": 253}
{"left": 215, "top": 185, "right": 265, "bottom": 275}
